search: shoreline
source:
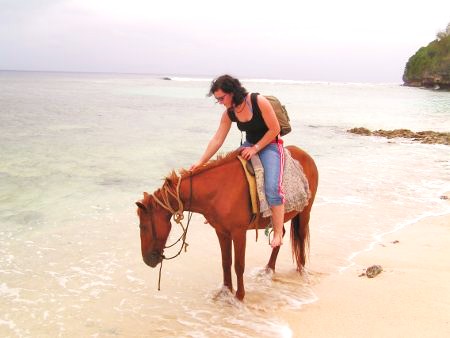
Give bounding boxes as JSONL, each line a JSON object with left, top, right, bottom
{"left": 285, "top": 210, "right": 450, "bottom": 337}
{"left": 338, "top": 209, "right": 450, "bottom": 274}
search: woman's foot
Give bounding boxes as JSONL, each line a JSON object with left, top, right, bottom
{"left": 271, "top": 231, "right": 283, "bottom": 248}
{"left": 270, "top": 204, "right": 285, "bottom": 248}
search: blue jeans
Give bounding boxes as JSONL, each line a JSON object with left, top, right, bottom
{"left": 242, "top": 141, "right": 285, "bottom": 206}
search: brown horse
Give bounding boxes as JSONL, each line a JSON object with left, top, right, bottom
{"left": 136, "top": 145, "right": 318, "bottom": 300}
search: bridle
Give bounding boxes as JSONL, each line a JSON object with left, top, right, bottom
{"left": 149, "top": 172, "right": 193, "bottom": 290}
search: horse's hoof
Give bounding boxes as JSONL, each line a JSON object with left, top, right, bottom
{"left": 265, "top": 266, "right": 275, "bottom": 273}
{"left": 235, "top": 292, "right": 245, "bottom": 301}
{"left": 212, "top": 286, "right": 233, "bottom": 300}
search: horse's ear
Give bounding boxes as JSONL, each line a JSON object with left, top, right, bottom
{"left": 136, "top": 201, "right": 147, "bottom": 212}
{"left": 143, "top": 192, "right": 150, "bottom": 198}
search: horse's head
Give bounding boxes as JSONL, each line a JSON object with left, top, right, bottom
{"left": 136, "top": 192, "right": 172, "bottom": 268}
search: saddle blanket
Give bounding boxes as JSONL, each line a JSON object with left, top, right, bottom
{"left": 251, "top": 148, "right": 311, "bottom": 218}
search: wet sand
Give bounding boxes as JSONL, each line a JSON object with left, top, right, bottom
{"left": 285, "top": 211, "right": 450, "bottom": 337}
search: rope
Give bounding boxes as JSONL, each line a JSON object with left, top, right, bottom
{"left": 157, "top": 258, "right": 163, "bottom": 291}
{"left": 152, "top": 175, "right": 185, "bottom": 223}
{"left": 163, "top": 210, "right": 192, "bottom": 260}
{"left": 152, "top": 173, "right": 193, "bottom": 291}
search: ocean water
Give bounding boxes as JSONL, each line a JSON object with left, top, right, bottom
{"left": 0, "top": 71, "right": 449, "bottom": 337}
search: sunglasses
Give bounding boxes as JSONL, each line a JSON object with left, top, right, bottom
{"left": 214, "top": 94, "right": 227, "bottom": 103}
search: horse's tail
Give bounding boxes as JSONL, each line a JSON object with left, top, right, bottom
{"left": 290, "top": 210, "right": 310, "bottom": 271}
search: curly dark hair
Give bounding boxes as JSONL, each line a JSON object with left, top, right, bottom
{"left": 208, "top": 74, "right": 248, "bottom": 106}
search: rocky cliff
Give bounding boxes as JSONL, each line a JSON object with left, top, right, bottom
{"left": 403, "top": 27, "right": 450, "bottom": 89}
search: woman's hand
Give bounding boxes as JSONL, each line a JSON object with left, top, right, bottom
{"left": 189, "top": 161, "right": 203, "bottom": 171}
{"left": 240, "top": 145, "right": 259, "bottom": 160}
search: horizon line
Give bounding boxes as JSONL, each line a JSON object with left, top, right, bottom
{"left": 0, "top": 69, "right": 402, "bottom": 85}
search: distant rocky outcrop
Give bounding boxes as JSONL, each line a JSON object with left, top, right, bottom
{"left": 403, "top": 23, "right": 450, "bottom": 89}
{"left": 348, "top": 128, "right": 450, "bottom": 145}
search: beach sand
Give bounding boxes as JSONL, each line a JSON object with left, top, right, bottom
{"left": 286, "top": 211, "right": 450, "bottom": 337}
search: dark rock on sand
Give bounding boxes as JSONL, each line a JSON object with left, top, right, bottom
{"left": 348, "top": 128, "right": 450, "bottom": 145}
{"left": 359, "top": 265, "right": 383, "bottom": 278}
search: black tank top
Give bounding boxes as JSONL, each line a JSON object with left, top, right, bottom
{"left": 227, "top": 93, "right": 268, "bottom": 144}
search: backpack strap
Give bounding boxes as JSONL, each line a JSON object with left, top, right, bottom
{"left": 250, "top": 93, "right": 261, "bottom": 115}
{"left": 227, "top": 93, "right": 258, "bottom": 121}
{"left": 252, "top": 92, "right": 280, "bottom": 141}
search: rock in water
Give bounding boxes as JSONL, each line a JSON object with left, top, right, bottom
{"left": 347, "top": 128, "right": 450, "bottom": 145}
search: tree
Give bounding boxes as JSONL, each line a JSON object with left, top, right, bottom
{"left": 436, "top": 22, "right": 450, "bottom": 40}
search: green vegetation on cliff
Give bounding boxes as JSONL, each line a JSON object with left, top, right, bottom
{"left": 403, "top": 23, "right": 450, "bottom": 88}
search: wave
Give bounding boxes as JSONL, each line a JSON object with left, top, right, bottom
{"left": 160, "top": 76, "right": 212, "bottom": 82}
{"left": 164, "top": 75, "right": 401, "bottom": 86}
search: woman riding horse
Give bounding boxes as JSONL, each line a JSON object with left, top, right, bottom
{"left": 136, "top": 76, "right": 319, "bottom": 300}
{"left": 190, "top": 75, "right": 285, "bottom": 248}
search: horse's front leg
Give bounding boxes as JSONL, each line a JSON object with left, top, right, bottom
{"left": 232, "top": 229, "right": 247, "bottom": 300}
{"left": 215, "top": 229, "right": 233, "bottom": 292}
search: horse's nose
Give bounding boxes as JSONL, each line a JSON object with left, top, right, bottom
{"left": 143, "top": 250, "right": 162, "bottom": 268}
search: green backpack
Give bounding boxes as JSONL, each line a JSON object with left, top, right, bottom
{"left": 228, "top": 93, "right": 292, "bottom": 137}
{"left": 264, "top": 95, "right": 292, "bottom": 136}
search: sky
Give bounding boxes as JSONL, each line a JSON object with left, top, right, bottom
{"left": 0, "top": 0, "right": 449, "bottom": 82}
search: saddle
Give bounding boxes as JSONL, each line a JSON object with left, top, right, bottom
{"left": 237, "top": 149, "right": 312, "bottom": 240}
{"left": 237, "top": 155, "right": 259, "bottom": 214}
{"left": 237, "top": 155, "right": 261, "bottom": 239}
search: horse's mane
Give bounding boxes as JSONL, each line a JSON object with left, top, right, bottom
{"left": 138, "top": 150, "right": 241, "bottom": 209}
{"left": 141, "top": 191, "right": 156, "bottom": 208}
{"left": 165, "top": 149, "right": 241, "bottom": 184}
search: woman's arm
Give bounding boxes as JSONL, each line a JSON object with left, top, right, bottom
{"left": 190, "top": 111, "right": 232, "bottom": 170}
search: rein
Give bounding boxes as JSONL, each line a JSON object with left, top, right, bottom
{"left": 152, "top": 174, "right": 186, "bottom": 224}
{"left": 151, "top": 172, "right": 193, "bottom": 290}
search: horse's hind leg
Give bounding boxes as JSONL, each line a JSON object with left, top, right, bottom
{"left": 215, "top": 230, "right": 233, "bottom": 292}
{"left": 266, "top": 226, "right": 286, "bottom": 271}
